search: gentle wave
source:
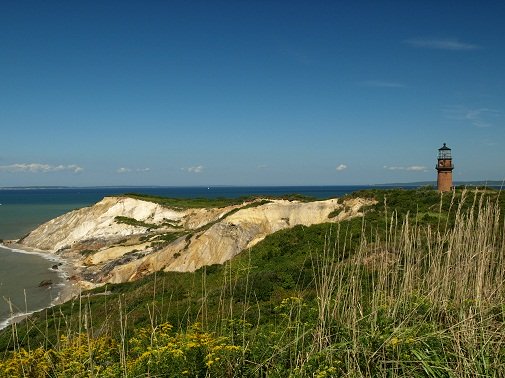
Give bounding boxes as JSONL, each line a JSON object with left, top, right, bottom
{"left": 0, "top": 306, "right": 47, "bottom": 331}
{"left": 0, "top": 244, "right": 61, "bottom": 262}
{"left": 0, "top": 243, "right": 69, "bottom": 282}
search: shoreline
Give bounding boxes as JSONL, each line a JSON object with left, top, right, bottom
{"left": 0, "top": 242, "right": 81, "bottom": 331}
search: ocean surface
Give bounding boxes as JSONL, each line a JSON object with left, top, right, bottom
{"left": 0, "top": 185, "right": 388, "bottom": 329}
{"left": 0, "top": 246, "right": 63, "bottom": 329}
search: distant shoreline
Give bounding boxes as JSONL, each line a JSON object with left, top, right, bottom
{"left": 0, "top": 181, "right": 503, "bottom": 190}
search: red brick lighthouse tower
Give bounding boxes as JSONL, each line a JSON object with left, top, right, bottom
{"left": 436, "top": 143, "right": 454, "bottom": 192}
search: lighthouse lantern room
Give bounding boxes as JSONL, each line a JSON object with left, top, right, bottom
{"left": 436, "top": 143, "right": 454, "bottom": 192}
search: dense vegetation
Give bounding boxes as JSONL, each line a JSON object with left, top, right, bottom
{"left": 114, "top": 216, "right": 160, "bottom": 229}
{"left": 123, "top": 193, "right": 313, "bottom": 209}
{"left": 1, "top": 187, "right": 504, "bottom": 377}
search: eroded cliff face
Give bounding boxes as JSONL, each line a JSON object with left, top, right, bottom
{"left": 20, "top": 197, "right": 238, "bottom": 251}
{"left": 19, "top": 196, "right": 376, "bottom": 287}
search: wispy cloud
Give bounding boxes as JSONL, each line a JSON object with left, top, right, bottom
{"left": 405, "top": 38, "right": 479, "bottom": 51}
{"left": 443, "top": 105, "right": 503, "bottom": 128}
{"left": 336, "top": 164, "right": 347, "bottom": 171}
{"left": 181, "top": 165, "right": 204, "bottom": 174}
{"left": 117, "top": 167, "right": 151, "bottom": 174}
{"left": 481, "top": 139, "right": 498, "bottom": 147}
{"left": 384, "top": 165, "right": 428, "bottom": 172}
{"left": 0, "top": 163, "right": 83, "bottom": 173}
{"left": 359, "top": 80, "right": 406, "bottom": 88}
{"left": 406, "top": 166, "right": 428, "bottom": 171}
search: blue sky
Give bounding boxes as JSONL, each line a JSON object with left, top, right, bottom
{"left": 1, "top": 1, "right": 504, "bottom": 186}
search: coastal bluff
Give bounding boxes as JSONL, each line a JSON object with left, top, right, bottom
{"left": 19, "top": 195, "right": 375, "bottom": 287}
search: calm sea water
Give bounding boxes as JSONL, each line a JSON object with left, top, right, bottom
{"left": 0, "top": 246, "right": 63, "bottom": 329}
{"left": 0, "top": 185, "right": 385, "bottom": 328}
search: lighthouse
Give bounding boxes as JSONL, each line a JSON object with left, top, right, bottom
{"left": 436, "top": 143, "right": 454, "bottom": 192}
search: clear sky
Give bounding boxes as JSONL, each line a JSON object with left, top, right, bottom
{"left": 1, "top": 1, "right": 504, "bottom": 186}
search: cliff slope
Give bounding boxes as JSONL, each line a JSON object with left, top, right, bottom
{"left": 19, "top": 195, "right": 375, "bottom": 286}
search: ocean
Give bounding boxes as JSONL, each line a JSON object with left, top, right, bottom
{"left": 0, "top": 185, "right": 385, "bottom": 329}
{"left": 0, "top": 246, "right": 64, "bottom": 329}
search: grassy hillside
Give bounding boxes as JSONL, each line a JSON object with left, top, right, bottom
{"left": 1, "top": 187, "right": 504, "bottom": 377}
{"left": 123, "top": 193, "right": 314, "bottom": 209}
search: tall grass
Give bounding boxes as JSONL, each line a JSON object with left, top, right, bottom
{"left": 309, "top": 189, "right": 505, "bottom": 376}
{"left": 1, "top": 189, "right": 504, "bottom": 377}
